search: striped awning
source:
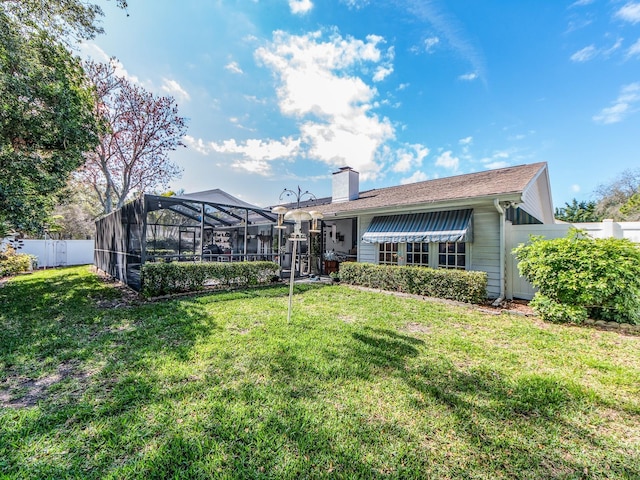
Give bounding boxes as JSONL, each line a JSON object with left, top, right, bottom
{"left": 362, "top": 209, "right": 473, "bottom": 244}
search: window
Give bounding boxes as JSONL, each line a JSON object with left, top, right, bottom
{"left": 406, "top": 242, "right": 429, "bottom": 266}
{"left": 438, "top": 242, "right": 466, "bottom": 269}
{"left": 378, "top": 242, "right": 399, "bottom": 265}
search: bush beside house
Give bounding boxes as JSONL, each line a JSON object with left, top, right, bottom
{"left": 514, "top": 229, "right": 640, "bottom": 324}
{"left": 339, "top": 262, "right": 488, "bottom": 304}
{"left": 141, "top": 261, "right": 280, "bottom": 297}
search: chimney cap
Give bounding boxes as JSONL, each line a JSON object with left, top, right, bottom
{"left": 333, "top": 166, "right": 358, "bottom": 175}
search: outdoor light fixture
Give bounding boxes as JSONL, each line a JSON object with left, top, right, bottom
{"left": 308, "top": 210, "right": 323, "bottom": 233}
{"left": 272, "top": 188, "right": 321, "bottom": 323}
{"left": 272, "top": 205, "right": 288, "bottom": 230}
{"left": 283, "top": 209, "right": 312, "bottom": 323}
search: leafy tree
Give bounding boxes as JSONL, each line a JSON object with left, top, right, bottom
{"left": 0, "top": 0, "right": 129, "bottom": 234}
{"left": 514, "top": 229, "right": 640, "bottom": 324}
{"left": 0, "top": 11, "right": 100, "bottom": 233}
{"left": 0, "top": 0, "right": 128, "bottom": 43}
{"left": 80, "top": 60, "right": 187, "bottom": 214}
{"left": 50, "top": 179, "right": 103, "bottom": 239}
{"left": 594, "top": 168, "right": 640, "bottom": 221}
{"left": 554, "top": 198, "right": 601, "bottom": 223}
{"left": 619, "top": 191, "right": 640, "bottom": 219}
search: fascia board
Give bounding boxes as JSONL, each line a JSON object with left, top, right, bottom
{"left": 324, "top": 193, "right": 524, "bottom": 219}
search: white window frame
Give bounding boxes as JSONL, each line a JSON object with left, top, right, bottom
{"left": 377, "top": 241, "right": 470, "bottom": 270}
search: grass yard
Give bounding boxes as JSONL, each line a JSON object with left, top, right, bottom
{"left": 1, "top": 266, "right": 639, "bottom": 479}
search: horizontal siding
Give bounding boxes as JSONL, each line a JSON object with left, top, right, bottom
{"left": 470, "top": 210, "right": 501, "bottom": 298}
{"left": 358, "top": 215, "right": 377, "bottom": 263}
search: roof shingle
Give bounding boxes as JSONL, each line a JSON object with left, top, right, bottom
{"left": 299, "top": 162, "right": 547, "bottom": 215}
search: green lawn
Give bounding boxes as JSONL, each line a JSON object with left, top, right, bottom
{"left": 1, "top": 266, "right": 639, "bottom": 479}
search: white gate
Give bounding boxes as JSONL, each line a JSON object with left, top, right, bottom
{"left": 55, "top": 240, "right": 67, "bottom": 266}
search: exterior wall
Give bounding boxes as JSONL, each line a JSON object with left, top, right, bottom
{"left": 357, "top": 214, "right": 377, "bottom": 263}
{"left": 520, "top": 168, "right": 554, "bottom": 224}
{"left": 353, "top": 206, "right": 502, "bottom": 298}
{"left": 469, "top": 207, "right": 501, "bottom": 298}
{"left": 12, "top": 240, "right": 94, "bottom": 268}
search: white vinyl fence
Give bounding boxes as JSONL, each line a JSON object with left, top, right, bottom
{"left": 8, "top": 240, "right": 94, "bottom": 268}
{"left": 506, "top": 220, "right": 640, "bottom": 300}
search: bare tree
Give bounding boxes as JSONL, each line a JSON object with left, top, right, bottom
{"left": 594, "top": 168, "right": 640, "bottom": 221}
{"left": 81, "top": 59, "right": 187, "bottom": 214}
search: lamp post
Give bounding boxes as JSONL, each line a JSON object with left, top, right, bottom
{"left": 279, "top": 186, "right": 316, "bottom": 209}
{"left": 271, "top": 204, "right": 323, "bottom": 323}
{"left": 278, "top": 186, "right": 317, "bottom": 277}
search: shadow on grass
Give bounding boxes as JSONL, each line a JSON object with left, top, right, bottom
{"left": 1, "top": 271, "right": 638, "bottom": 478}
{"left": 346, "top": 328, "right": 639, "bottom": 478}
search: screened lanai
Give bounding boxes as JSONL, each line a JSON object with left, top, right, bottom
{"left": 94, "top": 189, "right": 281, "bottom": 290}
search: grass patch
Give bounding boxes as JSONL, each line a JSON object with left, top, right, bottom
{"left": 1, "top": 266, "right": 639, "bottom": 478}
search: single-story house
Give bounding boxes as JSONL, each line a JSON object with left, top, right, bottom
{"left": 295, "top": 162, "right": 554, "bottom": 301}
{"left": 93, "top": 161, "right": 554, "bottom": 300}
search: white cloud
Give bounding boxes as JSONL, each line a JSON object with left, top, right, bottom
{"left": 459, "top": 136, "right": 473, "bottom": 145}
{"left": 571, "top": 184, "right": 581, "bottom": 193}
{"left": 161, "top": 78, "right": 190, "bottom": 102}
{"left": 484, "top": 160, "right": 510, "bottom": 170}
{"left": 570, "top": 45, "right": 597, "bottom": 62}
{"left": 400, "top": 171, "right": 428, "bottom": 185}
{"left": 391, "top": 144, "right": 429, "bottom": 173}
{"left": 183, "top": 135, "right": 301, "bottom": 176}
{"left": 627, "top": 38, "right": 640, "bottom": 58}
{"left": 593, "top": 82, "right": 640, "bottom": 124}
{"left": 289, "top": 0, "right": 313, "bottom": 14}
{"left": 253, "top": 30, "right": 395, "bottom": 178}
{"left": 405, "top": 1, "right": 487, "bottom": 83}
{"left": 492, "top": 150, "right": 510, "bottom": 159}
{"left": 570, "top": 0, "right": 593, "bottom": 6}
{"left": 435, "top": 151, "right": 459, "bottom": 170}
{"left": 183, "top": 135, "right": 209, "bottom": 155}
{"left": 224, "top": 61, "right": 244, "bottom": 74}
{"left": 373, "top": 65, "right": 393, "bottom": 82}
{"left": 604, "top": 37, "right": 623, "bottom": 56}
{"left": 615, "top": 2, "right": 640, "bottom": 24}
{"left": 340, "top": 0, "right": 368, "bottom": 8}
{"left": 218, "top": 137, "right": 301, "bottom": 175}
{"left": 424, "top": 36, "right": 440, "bottom": 53}
{"left": 458, "top": 72, "right": 478, "bottom": 81}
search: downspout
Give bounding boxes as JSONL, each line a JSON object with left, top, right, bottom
{"left": 493, "top": 199, "right": 506, "bottom": 307}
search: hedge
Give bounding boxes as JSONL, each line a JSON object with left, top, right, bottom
{"left": 141, "top": 261, "right": 280, "bottom": 297}
{"left": 339, "top": 262, "right": 487, "bottom": 304}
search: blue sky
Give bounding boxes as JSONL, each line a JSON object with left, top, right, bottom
{"left": 81, "top": 0, "right": 640, "bottom": 209}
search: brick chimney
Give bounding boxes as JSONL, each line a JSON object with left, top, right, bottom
{"left": 332, "top": 167, "right": 359, "bottom": 203}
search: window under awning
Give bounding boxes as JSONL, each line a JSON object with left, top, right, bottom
{"left": 362, "top": 209, "right": 473, "bottom": 244}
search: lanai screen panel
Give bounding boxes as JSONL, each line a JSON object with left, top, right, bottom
{"left": 94, "top": 198, "right": 145, "bottom": 289}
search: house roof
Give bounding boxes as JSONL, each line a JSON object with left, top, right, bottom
{"left": 299, "top": 162, "right": 548, "bottom": 216}
{"left": 176, "top": 188, "right": 268, "bottom": 211}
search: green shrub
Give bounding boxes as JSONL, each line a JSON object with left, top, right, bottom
{"left": 141, "top": 261, "right": 280, "bottom": 297}
{"left": 514, "top": 229, "right": 640, "bottom": 324}
{"left": 339, "top": 262, "right": 487, "bottom": 304}
{"left": 529, "top": 294, "right": 588, "bottom": 324}
{"left": 0, "top": 245, "right": 32, "bottom": 277}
